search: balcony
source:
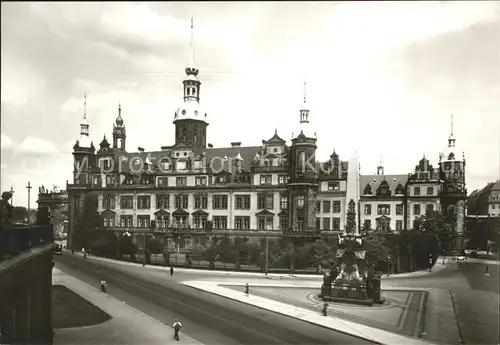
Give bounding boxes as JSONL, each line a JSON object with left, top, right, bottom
{"left": 0, "top": 225, "right": 54, "bottom": 262}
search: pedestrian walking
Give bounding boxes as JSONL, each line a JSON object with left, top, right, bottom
{"left": 170, "top": 266, "right": 174, "bottom": 276}
{"left": 100, "top": 280, "right": 107, "bottom": 293}
{"left": 173, "top": 319, "right": 182, "bottom": 341}
{"left": 322, "top": 302, "right": 328, "bottom": 316}
{"left": 245, "top": 283, "right": 249, "bottom": 295}
{"left": 485, "top": 265, "right": 489, "bottom": 275}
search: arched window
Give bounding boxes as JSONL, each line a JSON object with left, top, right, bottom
{"left": 186, "top": 88, "right": 191, "bottom": 96}
{"left": 192, "top": 87, "right": 196, "bottom": 96}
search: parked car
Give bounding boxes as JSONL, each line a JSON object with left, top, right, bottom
{"left": 453, "top": 255, "right": 467, "bottom": 261}
{"left": 54, "top": 244, "right": 63, "bottom": 255}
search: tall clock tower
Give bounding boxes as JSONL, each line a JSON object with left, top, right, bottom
{"left": 287, "top": 79, "right": 319, "bottom": 233}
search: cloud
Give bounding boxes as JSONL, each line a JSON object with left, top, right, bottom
{"left": 18, "top": 136, "right": 60, "bottom": 154}
{"left": 1, "top": 133, "right": 14, "bottom": 150}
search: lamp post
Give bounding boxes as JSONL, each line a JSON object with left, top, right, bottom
{"left": 387, "top": 255, "right": 391, "bottom": 276}
{"left": 429, "top": 253, "right": 433, "bottom": 272}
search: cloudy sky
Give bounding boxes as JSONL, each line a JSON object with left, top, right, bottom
{"left": 1, "top": 1, "right": 499, "bottom": 209}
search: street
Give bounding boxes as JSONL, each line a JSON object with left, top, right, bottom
{"left": 385, "top": 260, "right": 500, "bottom": 345}
{"left": 54, "top": 255, "right": 375, "bottom": 345}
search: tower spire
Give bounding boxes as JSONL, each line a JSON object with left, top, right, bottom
{"left": 448, "top": 114, "right": 456, "bottom": 147}
{"left": 83, "top": 92, "right": 87, "bottom": 119}
{"left": 303, "top": 72, "right": 307, "bottom": 105}
{"left": 190, "top": 16, "right": 195, "bottom": 68}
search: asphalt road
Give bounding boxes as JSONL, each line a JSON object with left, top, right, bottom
{"left": 385, "top": 260, "right": 500, "bottom": 345}
{"left": 54, "top": 255, "right": 376, "bottom": 345}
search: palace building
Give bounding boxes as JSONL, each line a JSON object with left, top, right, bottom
{"left": 66, "top": 21, "right": 467, "bottom": 250}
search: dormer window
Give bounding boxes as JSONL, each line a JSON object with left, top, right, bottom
{"left": 448, "top": 153, "right": 455, "bottom": 160}
{"left": 376, "top": 180, "right": 391, "bottom": 196}
{"left": 363, "top": 184, "right": 372, "bottom": 195}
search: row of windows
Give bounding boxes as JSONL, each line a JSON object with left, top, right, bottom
{"left": 362, "top": 203, "right": 433, "bottom": 216}
{"left": 103, "top": 194, "right": 290, "bottom": 210}
{"left": 103, "top": 214, "right": 288, "bottom": 230}
{"left": 83, "top": 173, "right": 344, "bottom": 189}
{"left": 363, "top": 219, "right": 404, "bottom": 231}
{"left": 363, "top": 204, "right": 404, "bottom": 216}
{"left": 315, "top": 201, "right": 341, "bottom": 213}
{"left": 413, "top": 186, "right": 434, "bottom": 196}
{"left": 316, "top": 217, "right": 342, "bottom": 231}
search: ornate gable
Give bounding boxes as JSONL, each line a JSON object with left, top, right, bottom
{"left": 376, "top": 179, "right": 392, "bottom": 196}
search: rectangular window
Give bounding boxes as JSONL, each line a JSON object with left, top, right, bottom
{"left": 257, "top": 194, "right": 274, "bottom": 209}
{"left": 414, "top": 187, "right": 421, "bottom": 196}
{"left": 120, "top": 215, "right": 133, "bottom": 228}
{"left": 364, "top": 204, "right": 372, "bottom": 215}
{"left": 316, "top": 201, "right": 321, "bottom": 212}
{"left": 137, "top": 196, "right": 151, "bottom": 209}
{"left": 93, "top": 176, "right": 101, "bottom": 186}
{"left": 414, "top": 204, "right": 421, "bottom": 216}
{"left": 157, "top": 177, "right": 168, "bottom": 186}
{"left": 316, "top": 217, "right": 321, "bottom": 230}
{"left": 176, "top": 161, "right": 187, "bottom": 171}
{"left": 120, "top": 196, "right": 133, "bottom": 209}
{"left": 322, "top": 201, "right": 331, "bottom": 213}
{"left": 296, "top": 195, "right": 305, "bottom": 209}
{"left": 195, "top": 176, "right": 207, "bottom": 186}
{"left": 332, "top": 201, "right": 341, "bottom": 213}
{"left": 328, "top": 182, "right": 340, "bottom": 191}
{"left": 235, "top": 216, "right": 250, "bottom": 230}
{"left": 260, "top": 175, "right": 272, "bottom": 185}
{"left": 332, "top": 218, "right": 341, "bottom": 230}
{"left": 102, "top": 195, "right": 115, "bottom": 209}
{"left": 377, "top": 204, "right": 390, "bottom": 215}
{"left": 105, "top": 175, "right": 116, "bottom": 186}
{"left": 322, "top": 217, "right": 331, "bottom": 230}
{"left": 257, "top": 217, "right": 273, "bottom": 230}
{"left": 194, "top": 195, "right": 208, "bottom": 209}
{"left": 174, "top": 216, "right": 188, "bottom": 228}
{"left": 213, "top": 195, "right": 228, "bottom": 209}
{"left": 156, "top": 194, "right": 169, "bottom": 209}
{"left": 280, "top": 195, "right": 288, "bottom": 210}
{"left": 279, "top": 217, "right": 288, "bottom": 231}
{"left": 103, "top": 215, "right": 115, "bottom": 227}
{"left": 396, "top": 220, "right": 403, "bottom": 230}
{"left": 193, "top": 160, "right": 203, "bottom": 170}
{"left": 396, "top": 204, "right": 404, "bottom": 215}
{"left": 426, "top": 204, "right": 434, "bottom": 214}
{"left": 213, "top": 216, "right": 227, "bottom": 229}
{"left": 278, "top": 175, "right": 287, "bottom": 185}
{"left": 426, "top": 187, "right": 433, "bottom": 196}
{"left": 175, "top": 195, "right": 189, "bottom": 209}
{"left": 193, "top": 216, "right": 207, "bottom": 229}
{"left": 156, "top": 214, "right": 170, "bottom": 228}
{"left": 176, "top": 177, "right": 187, "bottom": 187}
{"left": 137, "top": 215, "right": 150, "bottom": 228}
{"left": 235, "top": 195, "right": 251, "bottom": 210}
{"left": 160, "top": 161, "right": 170, "bottom": 171}
{"left": 363, "top": 219, "right": 371, "bottom": 230}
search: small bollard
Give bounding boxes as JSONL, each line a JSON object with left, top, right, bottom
{"left": 245, "top": 283, "right": 249, "bottom": 295}
{"left": 322, "top": 302, "right": 328, "bottom": 316}
{"left": 100, "top": 280, "right": 107, "bottom": 293}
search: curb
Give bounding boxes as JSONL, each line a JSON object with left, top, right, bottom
{"left": 184, "top": 283, "right": 383, "bottom": 345}
{"left": 70, "top": 251, "right": 450, "bottom": 280}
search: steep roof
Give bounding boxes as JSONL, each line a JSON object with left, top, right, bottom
{"left": 360, "top": 174, "right": 408, "bottom": 195}
{"left": 491, "top": 180, "right": 500, "bottom": 191}
{"left": 109, "top": 146, "right": 262, "bottom": 174}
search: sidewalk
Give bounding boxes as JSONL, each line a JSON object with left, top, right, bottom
{"left": 73, "top": 251, "right": 450, "bottom": 281}
{"left": 52, "top": 268, "right": 203, "bottom": 345}
{"left": 182, "top": 280, "right": 439, "bottom": 345}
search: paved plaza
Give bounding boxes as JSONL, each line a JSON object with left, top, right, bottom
{"left": 223, "top": 285, "right": 426, "bottom": 338}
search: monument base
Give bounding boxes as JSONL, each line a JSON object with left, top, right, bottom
{"left": 321, "top": 282, "right": 374, "bottom": 306}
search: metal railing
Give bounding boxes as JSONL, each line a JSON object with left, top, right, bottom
{"left": 0, "top": 225, "right": 53, "bottom": 262}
